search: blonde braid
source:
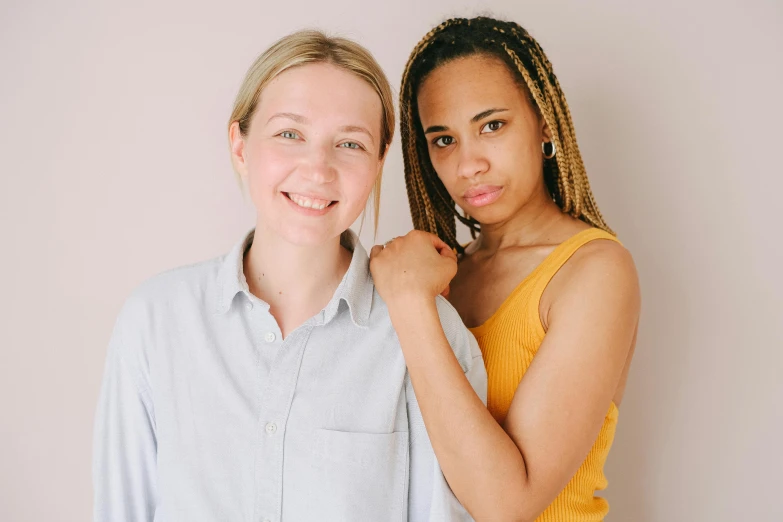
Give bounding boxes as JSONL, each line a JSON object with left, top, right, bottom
{"left": 512, "top": 22, "right": 611, "bottom": 229}
{"left": 508, "top": 22, "right": 613, "bottom": 231}
{"left": 400, "top": 18, "right": 470, "bottom": 245}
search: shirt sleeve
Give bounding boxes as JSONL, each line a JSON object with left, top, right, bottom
{"left": 405, "top": 297, "right": 487, "bottom": 521}
{"left": 93, "top": 308, "right": 158, "bottom": 522}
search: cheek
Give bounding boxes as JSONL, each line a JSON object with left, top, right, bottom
{"left": 509, "top": 140, "right": 543, "bottom": 182}
{"left": 246, "top": 145, "right": 292, "bottom": 191}
{"left": 339, "top": 159, "right": 378, "bottom": 205}
{"left": 429, "top": 153, "right": 459, "bottom": 195}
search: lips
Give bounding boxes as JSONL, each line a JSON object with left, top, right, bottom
{"left": 462, "top": 185, "right": 503, "bottom": 207}
{"left": 282, "top": 192, "right": 338, "bottom": 215}
{"left": 285, "top": 192, "right": 335, "bottom": 210}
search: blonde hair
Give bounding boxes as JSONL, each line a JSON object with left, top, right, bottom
{"left": 229, "top": 30, "right": 394, "bottom": 233}
{"left": 400, "top": 17, "right": 612, "bottom": 251}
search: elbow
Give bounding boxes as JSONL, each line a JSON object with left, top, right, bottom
{"left": 505, "top": 508, "right": 537, "bottom": 522}
{"left": 480, "top": 509, "right": 535, "bottom": 522}
{"left": 513, "top": 511, "right": 538, "bottom": 522}
{"left": 469, "top": 485, "right": 540, "bottom": 522}
{"left": 472, "top": 500, "right": 537, "bottom": 522}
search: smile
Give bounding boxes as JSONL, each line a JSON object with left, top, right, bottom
{"left": 283, "top": 192, "right": 336, "bottom": 212}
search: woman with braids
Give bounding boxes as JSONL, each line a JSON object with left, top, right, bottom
{"left": 370, "top": 16, "right": 641, "bottom": 521}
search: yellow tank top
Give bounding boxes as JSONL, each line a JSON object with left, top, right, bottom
{"left": 468, "top": 228, "right": 621, "bottom": 522}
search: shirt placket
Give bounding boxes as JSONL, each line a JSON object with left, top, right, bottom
{"left": 253, "top": 323, "right": 313, "bottom": 522}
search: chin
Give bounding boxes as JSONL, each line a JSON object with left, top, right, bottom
{"left": 276, "top": 223, "right": 345, "bottom": 247}
{"left": 462, "top": 206, "right": 511, "bottom": 227}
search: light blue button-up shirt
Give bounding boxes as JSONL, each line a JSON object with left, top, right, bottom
{"left": 93, "top": 230, "right": 487, "bottom": 522}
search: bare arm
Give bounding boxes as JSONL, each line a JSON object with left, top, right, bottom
{"left": 371, "top": 231, "right": 640, "bottom": 521}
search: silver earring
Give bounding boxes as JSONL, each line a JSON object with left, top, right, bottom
{"left": 542, "top": 140, "right": 556, "bottom": 159}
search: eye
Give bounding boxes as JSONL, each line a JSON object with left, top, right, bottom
{"left": 480, "top": 120, "right": 505, "bottom": 133}
{"left": 339, "top": 141, "right": 364, "bottom": 150}
{"left": 433, "top": 136, "right": 455, "bottom": 148}
{"left": 279, "top": 130, "right": 300, "bottom": 139}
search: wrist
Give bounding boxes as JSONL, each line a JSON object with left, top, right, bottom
{"left": 386, "top": 293, "right": 439, "bottom": 322}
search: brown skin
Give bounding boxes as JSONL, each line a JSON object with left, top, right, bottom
{"left": 370, "top": 55, "right": 640, "bottom": 521}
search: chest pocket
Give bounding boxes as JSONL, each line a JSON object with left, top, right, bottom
{"left": 306, "top": 429, "right": 409, "bottom": 522}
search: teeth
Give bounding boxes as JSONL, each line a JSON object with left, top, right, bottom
{"left": 288, "top": 193, "right": 331, "bottom": 210}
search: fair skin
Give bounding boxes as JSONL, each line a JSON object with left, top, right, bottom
{"left": 370, "top": 55, "right": 640, "bottom": 521}
{"left": 230, "top": 62, "right": 386, "bottom": 337}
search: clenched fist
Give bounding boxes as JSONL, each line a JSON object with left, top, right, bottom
{"left": 369, "top": 230, "right": 458, "bottom": 305}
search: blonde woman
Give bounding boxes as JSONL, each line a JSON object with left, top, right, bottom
{"left": 370, "top": 17, "right": 640, "bottom": 521}
{"left": 93, "top": 30, "right": 485, "bottom": 522}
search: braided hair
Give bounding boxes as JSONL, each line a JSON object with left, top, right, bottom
{"left": 400, "top": 17, "right": 613, "bottom": 251}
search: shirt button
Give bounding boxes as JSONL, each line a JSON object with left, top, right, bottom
{"left": 265, "top": 422, "right": 277, "bottom": 435}
{"left": 264, "top": 332, "right": 276, "bottom": 343}
{"left": 246, "top": 302, "right": 253, "bottom": 310}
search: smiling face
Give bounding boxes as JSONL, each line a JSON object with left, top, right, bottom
{"left": 230, "top": 62, "right": 385, "bottom": 246}
{"left": 416, "top": 54, "right": 553, "bottom": 226}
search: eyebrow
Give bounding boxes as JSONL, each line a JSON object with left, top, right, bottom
{"left": 268, "top": 112, "right": 309, "bottom": 124}
{"left": 423, "top": 107, "right": 510, "bottom": 134}
{"left": 339, "top": 125, "right": 376, "bottom": 145}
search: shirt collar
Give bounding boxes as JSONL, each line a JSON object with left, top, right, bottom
{"left": 214, "top": 229, "right": 373, "bottom": 328}
{"left": 322, "top": 230, "right": 373, "bottom": 328}
{"left": 214, "top": 229, "right": 254, "bottom": 315}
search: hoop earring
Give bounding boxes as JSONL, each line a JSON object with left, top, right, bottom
{"left": 542, "top": 140, "right": 556, "bottom": 159}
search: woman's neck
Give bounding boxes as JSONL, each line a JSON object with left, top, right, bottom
{"left": 474, "top": 195, "right": 571, "bottom": 254}
{"left": 244, "top": 224, "right": 352, "bottom": 338}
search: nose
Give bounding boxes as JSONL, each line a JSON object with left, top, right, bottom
{"left": 300, "top": 144, "right": 337, "bottom": 183}
{"left": 456, "top": 139, "right": 490, "bottom": 180}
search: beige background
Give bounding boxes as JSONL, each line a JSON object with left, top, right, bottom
{"left": 1, "top": 0, "right": 781, "bottom": 520}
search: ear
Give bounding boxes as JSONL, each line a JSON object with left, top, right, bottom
{"left": 229, "top": 121, "right": 249, "bottom": 180}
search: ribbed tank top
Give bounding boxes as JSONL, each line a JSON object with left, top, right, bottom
{"left": 468, "top": 228, "right": 621, "bottom": 521}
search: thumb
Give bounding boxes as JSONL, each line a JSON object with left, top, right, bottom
{"left": 428, "top": 234, "right": 458, "bottom": 263}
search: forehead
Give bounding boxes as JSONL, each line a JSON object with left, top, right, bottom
{"left": 416, "top": 54, "right": 529, "bottom": 123}
{"left": 256, "top": 62, "right": 382, "bottom": 125}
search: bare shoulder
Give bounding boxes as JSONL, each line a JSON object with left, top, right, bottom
{"left": 569, "top": 238, "right": 638, "bottom": 287}
{"left": 542, "top": 237, "right": 641, "bottom": 328}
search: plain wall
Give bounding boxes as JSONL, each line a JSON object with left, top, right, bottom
{"left": 1, "top": 0, "right": 781, "bottom": 520}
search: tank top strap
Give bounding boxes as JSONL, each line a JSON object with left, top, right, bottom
{"left": 524, "top": 228, "right": 621, "bottom": 337}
